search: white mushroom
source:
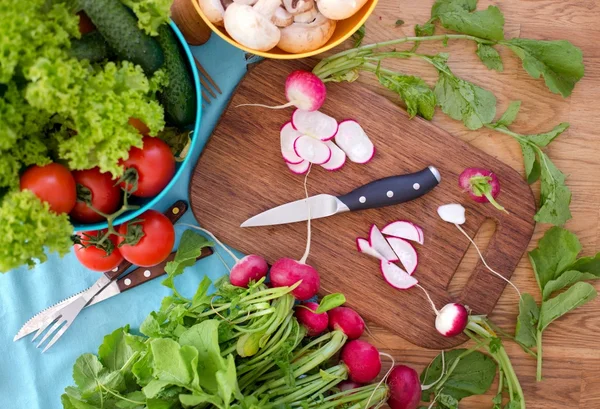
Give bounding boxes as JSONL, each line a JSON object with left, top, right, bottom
{"left": 316, "top": 0, "right": 368, "bottom": 20}
{"left": 293, "top": 4, "right": 318, "bottom": 23}
{"left": 273, "top": 7, "right": 293, "bottom": 27}
{"left": 224, "top": 0, "right": 282, "bottom": 52}
{"left": 283, "top": 0, "right": 314, "bottom": 14}
{"left": 277, "top": 13, "right": 336, "bottom": 53}
{"left": 198, "top": 0, "right": 227, "bottom": 26}
{"left": 233, "top": 0, "right": 257, "bottom": 4}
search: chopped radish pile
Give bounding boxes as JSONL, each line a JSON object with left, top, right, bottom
{"left": 292, "top": 109, "right": 338, "bottom": 141}
{"left": 293, "top": 135, "right": 332, "bottom": 165}
{"left": 380, "top": 260, "right": 418, "bottom": 289}
{"left": 381, "top": 221, "right": 424, "bottom": 245}
{"left": 385, "top": 237, "right": 418, "bottom": 275}
{"left": 321, "top": 141, "right": 347, "bottom": 171}
{"left": 369, "top": 224, "right": 398, "bottom": 262}
{"left": 286, "top": 160, "right": 310, "bottom": 175}
{"left": 335, "top": 120, "right": 375, "bottom": 164}
{"left": 280, "top": 122, "right": 303, "bottom": 164}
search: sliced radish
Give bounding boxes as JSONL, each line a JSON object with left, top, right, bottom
{"left": 415, "top": 225, "right": 425, "bottom": 245}
{"left": 380, "top": 260, "right": 418, "bottom": 290}
{"left": 381, "top": 221, "right": 423, "bottom": 245}
{"left": 280, "top": 122, "right": 303, "bottom": 164}
{"left": 293, "top": 135, "right": 332, "bottom": 165}
{"left": 321, "top": 141, "right": 346, "bottom": 171}
{"left": 286, "top": 160, "right": 310, "bottom": 174}
{"left": 368, "top": 225, "right": 398, "bottom": 262}
{"left": 356, "top": 237, "right": 397, "bottom": 262}
{"left": 385, "top": 237, "right": 418, "bottom": 275}
{"left": 335, "top": 120, "right": 375, "bottom": 164}
{"left": 292, "top": 109, "right": 338, "bottom": 141}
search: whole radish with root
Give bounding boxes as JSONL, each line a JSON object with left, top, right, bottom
{"left": 295, "top": 302, "right": 329, "bottom": 336}
{"left": 459, "top": 168, "right": 508, "bottom": 213}
{"left": 327, "top": 306, "right": 365, "bottom": 339}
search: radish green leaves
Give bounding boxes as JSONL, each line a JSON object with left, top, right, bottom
{"left": 515, "top": 227, "right": 600, "bottom": 380}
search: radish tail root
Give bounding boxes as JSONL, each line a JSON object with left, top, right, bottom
{"left": 365, "top": 352, "right": 396, "bottom": 409}
{"left": 299, "top": 165, "right": 313, "bottom": 264}
{"left": 214, "top": 248, "right": 233, "bottom": 272}
{"left": 416, "top": 284, "right": 440, "bottom": 316}
{"left": 236, "top": 102, "right": 295, "bottom": 110}
{"left": 178, "top": 224, "right": 240, "bottom": 263}
{"left": 454, "top": 223, "right": 521, "bottom": 299}
{"left": 421, "top": 351, "right": 445, "bottom": 390}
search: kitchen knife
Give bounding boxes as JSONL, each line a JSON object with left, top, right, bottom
{"left": 241, "top": 166, "right": 441, "bottom": 227}
{"left": 14, "top": 246, "right": 213, "bottom": 341}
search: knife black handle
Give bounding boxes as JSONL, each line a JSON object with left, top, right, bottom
{"left": 337, "top": 166, "right": 441, "bottom": 212}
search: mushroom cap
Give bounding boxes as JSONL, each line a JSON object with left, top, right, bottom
{"left": 198, "top": 0, "right": 226, "bottom": 26}
{"left": 283, "top": 0, "right": 314, "bottom": 14}
{"left": 224, "top": 3, "right": 281, "bottom": 52}
{"left": 317, "top": 0, "right": 368, "bottom": 20}
{"left": 273, "top": 7, "right": 294, "bottom": 27}
{"left": 293, "top": 4, "right": 317, "bottom": 23}
{"left": 233, "top": 0, "right": 258, "bottom": 4}
{"left": 277, "top": 13, "right": 336, "bottom": 53}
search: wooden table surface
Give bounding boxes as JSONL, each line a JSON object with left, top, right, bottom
{"left": 319, "top": 1, "right": 600, "bottom": 408}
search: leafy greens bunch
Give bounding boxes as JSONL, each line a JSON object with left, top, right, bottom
{"left": 515, "top": 227, "right": 600, "bottom": 381}
{"left": 313, "top": 0, "right": 584, "bottom": 227}
{"left": 0, "top": 0, "right": 171, "bottom": 271}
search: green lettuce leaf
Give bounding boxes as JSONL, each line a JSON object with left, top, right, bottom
{"left": 121, "top": 0, "right": 172, "bottom": 37}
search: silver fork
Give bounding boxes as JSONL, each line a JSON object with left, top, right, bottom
{"left": 194, "top": 57, "right": 222, "bottom": 108}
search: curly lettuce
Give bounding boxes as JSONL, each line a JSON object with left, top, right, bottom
{"left": 121, "top": 0, "right": 173, "bottom": 36}
{"left": 0, "top": 191, "right": 73, "bottom": 272}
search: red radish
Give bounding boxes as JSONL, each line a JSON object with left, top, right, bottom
{"left": 415, "top": 225, "right": 424, "bottom": 244}
{"left": 280, "top": 122, "right": 303, "bottom": 164}
{"left": 380, "top": 261, "right": 418, "bottom": 290}
{"left": 293, "top": 135, "right": 332, "bottom": 164}
{"left": 237, "top": 70, "right": 326, "bottom": 111}
{"left": 386, "top": 365, "right": 422, "bottom": 409}
{"left": 458, "top": 168, "right": 507, "bottom": 213}
{"left": 292, "top": 109, "right": 338, "bottom": 141}
{"left": 369, "top": 225, "right": 398, "bottom": 262}
{"left": 338, "top": 380, "right": 362, "bottom": 392}
{"left": 270, "top": 257, "right": 320, "bottom": 300}
{"left": 334, "top": 120, "right": 375, "bottom": 164}
{"left": 435, "top": 303, "right": 469, "bottom": 337}
{"left": 386, "top": 237, "right": 418, "bottom": 275}
{"left": 321, "top": 141, "right": 347, "bottom": 171}
{"left": 328, "top": 307, "right": 365, "bottom": 339}
{"left": 356, "top": 237, "right": 397, "bottom": 262}
{"left": 381, "top": 221, "right": 424, "bottom": 245}
{"left": 179, "top": 225, "right": 268, "bottom": 288}
{"left": 340, "top": 340, "right": 382, "bottom": 383}
{"left": 286, "top": 160, "right": 310, "bottom": 174}
{"left": 295, "top": 302, "right": 329, "bottom": 336}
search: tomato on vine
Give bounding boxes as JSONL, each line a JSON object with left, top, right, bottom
{"left": 20, "top": 163, "right": 77, "bottom": 214}
{"left": 117, "top": 210, "right": 175, "bottom": 267}
{"left": 74, "top": 231, "right": 124, "bottom": 272}
{"left": 71, "top": 168, "right": 122, "bottom": 224}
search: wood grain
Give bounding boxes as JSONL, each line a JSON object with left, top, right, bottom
{"left": 191, "top": 0, "right": 600, "bottom": 407}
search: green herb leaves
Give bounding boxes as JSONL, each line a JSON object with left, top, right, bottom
{"left": 162, "top": 230, "right": 212, "bottom": 296}
{"left": 516, "top": 227, "right": 600, "bottom": 380}
{"left": 476, "top": 44, "right": 503, "bottom": 72}
{"left": 377, "top": 73, "right": 437, "bottom": 120}
{"left": 434, "top": 4, "right": 505, "bottom": 41}
{"left": 315, "top": 293, "right": 346, "bottom": 314}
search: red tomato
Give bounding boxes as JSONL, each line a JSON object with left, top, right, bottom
{"left": 119, "top": 137, "right": 175, "bottom": 198}
{"left": 77, "top": 11, "right": 95, "bottom": 34}
{"left": 20, "top": 163, "right": 77, "bottom": 214}
{"left": 70, "top": 168, "right": 122, "bottom": 224}
{"left": 74, "top": 231, "right": 124, "bottom": 272}
{"left": 117, "top": 210, "right": 174, "bottom": 267}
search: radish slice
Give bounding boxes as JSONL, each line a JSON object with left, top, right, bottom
{"left": 437, "top": 204, "right": 466, "bottom": 225}
{"left": 280, "top": 122, "right": 303, "bottom": 164}
{"left": 292, "top": 109, "right": 338, "bottom": 141}
{"left": 415, "top": 225, "right": 425, "bottom": 245}
{"left": 380, "top": 260, "right": 418, "bottom": 290}
{"left": 293, "top": 135, "right": 332, "bottom": 165}
{"left": 369, "top": 225, "right": 398, "bottom": 262}
{"left": 356, "top": 237, "right": 398, "bottom": 262}
{"left": 335, "top": 120, "right": 375, "bottom": 164}
{"left": 385, "top": 237, "right": 418, "bottom": 275}
{"left": 381, "top": 221, "right": 423, "bottom": 245}
{"left": 321, "top": 141, "right": 346, "bottom": 171}
{"left": 286, "top": 160, "right": 310, "bottom": 174}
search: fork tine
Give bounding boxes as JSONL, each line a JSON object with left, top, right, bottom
{"left": 199, "top": 76, "right": 216, "bottom": 99}
{"left": 31, "top": 316, "right": 58, "bottom": 342}
{"left": 193, "top": 57, "right": 221, "bottom": 95}
{"left": 36, "top": 319, "right": 64, "bottom": 349}
{"left": 201, "top": 89, "right": 211, "bottom": 104}
{"left": 42, "top": 320, "right": 74, "bottom": 353}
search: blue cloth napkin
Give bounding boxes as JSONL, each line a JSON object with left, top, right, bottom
{"left": 0, "top": 36, "right": 249, "bottom": 409}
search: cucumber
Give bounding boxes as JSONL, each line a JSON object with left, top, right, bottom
{"left": 70, "top": 31, "right": 113, "bottom": 63}
{"left": 80, "top": 0, "right": 163, "bottom": 74}
{"left": 156, "top": 25, "right": 197, "bottom": 127}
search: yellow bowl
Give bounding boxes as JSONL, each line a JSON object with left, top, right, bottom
{"left": 190, "top": 0, "right": 379, "bottom": 59}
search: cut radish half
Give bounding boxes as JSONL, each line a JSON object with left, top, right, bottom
{"left": 321, "top": 141, "right": 346, "bottom": 171}
{"left": 381, "top": 221, "right": 423, "bottom": 245}
{"left": 356, "top": 237, "right": 398, "bottom": 262}
{"left": 293, "top": 135, "right": 332, "bottom": 165}
{"left": 380, "top": 260, "right": 418, "bottom": 290}
{"left": 369, "top": 225, "right": 398, "bottom": 262}
{"left": 385, "top": 237, "right": 418, "bottom": 275}
{"left": 335, "top": 120, "right": 375, "bottom": 164}
{"left": 280, "top": 122, "right": 303, "bottom": 164}
{"left": 415, "top": 225, "right": 425, "bottom": 245}
{"left": 286, "top": 160, "right": 310, "bottom": 174}
{"left": 292, "top": 109, "right": 338, "bottom": 141}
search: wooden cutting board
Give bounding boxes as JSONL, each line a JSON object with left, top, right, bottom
{"left": 189, "top": 59, "right": 536, "bottom": 349}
